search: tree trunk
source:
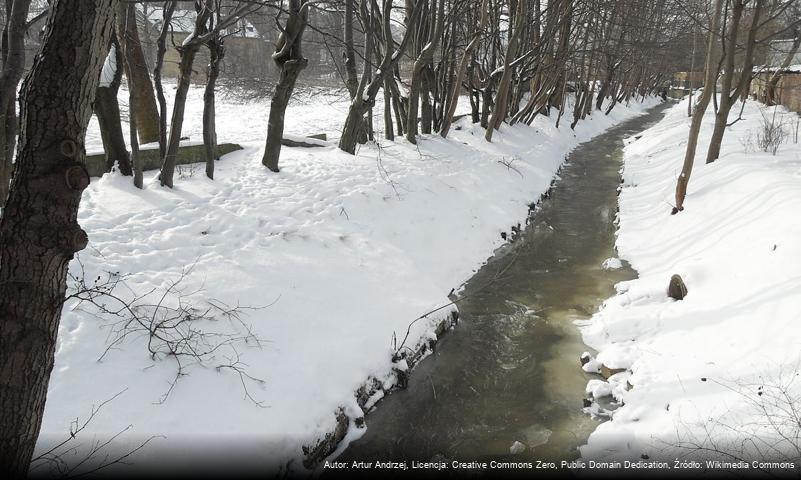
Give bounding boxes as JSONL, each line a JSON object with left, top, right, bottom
{"left": 159, "top": 42, "right": 201, "bottom": 188}
{"left": 0, "top": 0, "right": 33, "bottom": 208}
{"left": 204, "top": 35, "right": 224, "bottom": 179}
{"left": 339, "top": 0, "right": 421, "bottom": 154}
{"left": 118, "top": 2, "right": 160, "bottom": 144}
{"left": 0, "top": 0, "right": 115, "bottom": 474}
{"left": 705, "top": 0, "right": 763, "bottom": 164}
{"left": 95, "top": 35, "right": 131, "bottom": 175}
{"left": 153, "top": 1, "right": 176, "bottom": 159}
{"left": 439, "top": 0, "right": 487, "bottom": 138}
{"left": 485, "top": 0, "right": 525, "bottom": 142}
{"left": 674, "top": 0, "right": 724, "bottom": 213}
{"left": 262, "top": 0, "right": 308, "bottom": 172}
{"left": 406, "top": 0, "right": 445, "bottom": 144}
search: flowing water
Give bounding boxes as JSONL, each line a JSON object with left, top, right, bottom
{"left": 340, "top": 104, "right": 672, "bottom": 464}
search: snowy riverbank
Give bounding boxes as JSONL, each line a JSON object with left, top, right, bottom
{"left": 580, "top": 97, "right": 801, "bottom": 468}
{"left": 34, "top": 86, "right": 659, "bottom": 473}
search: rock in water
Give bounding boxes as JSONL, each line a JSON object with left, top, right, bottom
{"left": 668, "top": 274, "right": 688, "bottom": 300}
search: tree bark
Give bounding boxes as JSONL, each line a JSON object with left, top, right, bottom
{"left": 439, "top": 0, "right": 488, "bottom": 138}
{"left": 0, "top": 0, "right": 115, "bottom": 474}
{"left": 485, "top": 0, "right": 525, "bottom": 142}
{"left": 406, "top": 0, "right": 445, "bottom": 144}
{"left": 0, "top": 0, "right": 33, "bottom": 208}
{"left": 339, "top": 0, "right": 421, "bottom": 154}
{"left": 117, "top": 2, "right": 160, "bottom": 145}
{"left": 95, "top": 35, "right": 132, "bottom": 175}
{"left": 153, "top": 1, "right": 176, "bottom": 159}
{"left": 262, "top": 0, "right": 309, "bottom": 172}
{"left": 159, "top": 42, "right": 202, "bottom": 187}
{"left": 204, "top": 34, "right": 224, "bottom": 179}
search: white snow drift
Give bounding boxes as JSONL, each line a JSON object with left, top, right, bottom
{"left": 580, "top": 97, "right": 801, "bottom": 466}
{"left": 34, "top": 85, "right": 658, "bottom": 473}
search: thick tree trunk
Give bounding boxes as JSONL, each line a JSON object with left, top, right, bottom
{"left": 262, "top": 0, "right": 308, "bottom": 172}
{"left": 0, "top": 0, "right": 33, "bottom": 208}
{"left": 95, "top": 36, "right": 131, "bottom": 175}
{"left": 204, "top": 36, "right": 224, "bottom": 179}
{"left": 0, "top": 0, "right": 115, "bottom": 475}
{"left": 118, "top": 2, "right": 160, "bottom": 145}
{"left": 263, "top": 60, "right": 307, "bottom": 171}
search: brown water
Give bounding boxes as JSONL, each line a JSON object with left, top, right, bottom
{"left": 340, "top": 103, "right": 671, "bottom": 465}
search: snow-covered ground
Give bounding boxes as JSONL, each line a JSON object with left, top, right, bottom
{"left": 580, "top": 97, "right": 801, "bottom": 468}
{"left": 34, "top": 83, "right": 658, "bottom": 474}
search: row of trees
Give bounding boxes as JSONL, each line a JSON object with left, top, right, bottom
{"left": 674, "top": 0, "right": 800, "bottom": 213}
{"left": 5, "top": 0, "right": 692, "bottom": 202}
{"left": 0, "top": 0, "right": 699, "bottom": 475}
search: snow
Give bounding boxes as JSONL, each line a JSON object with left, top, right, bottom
{"left": 580, "top": 97, "right": 801, "bottom": 465}
{"left": 98, "top": 46, "right": 117, "bottom": 88}
{"left": 35, "top": 84, "right": 659, "bottom": 473}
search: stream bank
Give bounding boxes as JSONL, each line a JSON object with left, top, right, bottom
{"left": 337, "top": 102, "right": 673, "bottom": 466}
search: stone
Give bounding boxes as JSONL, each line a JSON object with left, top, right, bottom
{"left": 668, "top": 274, "right": 688, "bottom": 300}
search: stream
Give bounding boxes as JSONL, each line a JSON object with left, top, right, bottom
{"left": 340, "top": 103, "right": 672, "bottom": 465}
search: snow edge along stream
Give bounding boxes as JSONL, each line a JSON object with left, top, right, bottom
{"left": 305, "top": 97, "right": 664, "bottom": 469}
